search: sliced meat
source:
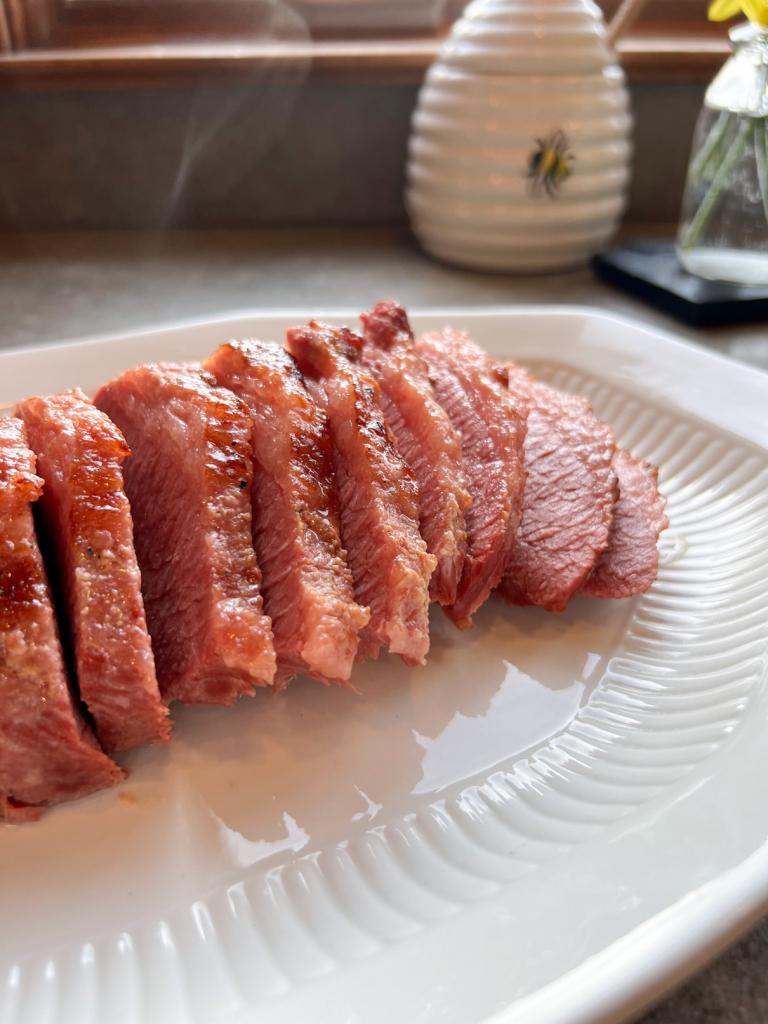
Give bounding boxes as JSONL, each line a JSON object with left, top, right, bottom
{"left": 204, "top": 340, "right": 368, "bottom": 685}
{"left": 416, "top": 328, "right": 527, "bottom": 628}
{"left": 94, "top": 364, "right": 276, "bottom": 704}
{"left": 286, "top": 322, "right": 436, "bottom": 666}
{"left": 498, "top": 366, "right": 617, "bottom": 612}
{"left": 582, "top": 449, "right": 667, "bottom": 599}
{"left": 359, "top": 301, "right": 471, "bottom": 607}
{"left": 16, "top": 390, "right": 169, "bottom": 751}
{"left": 0, "top": 417, "right": 122, "bottom": 822}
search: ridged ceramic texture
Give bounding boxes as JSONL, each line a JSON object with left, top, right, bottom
{"left": 4, "top": 361, "right": 767, "bottom": 1024}
{"left": 406, "top": 0, "right": 632, "bottom": 271}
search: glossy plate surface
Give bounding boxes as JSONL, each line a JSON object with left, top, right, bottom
{"left": 1, "top": 308, "right": 767, "bottom": 1024}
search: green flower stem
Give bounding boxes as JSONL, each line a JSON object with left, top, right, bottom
{"left": 681, "top": 117, "right": 753, "bottom": 251}
{"left": 754, "top": 119, "right": 768, "bottom": 225}
{"left": 689, "top": 110, "right": 733, "bottom": 186}
{"left": 702, "top": 116, "right": 739, "bottom": 183}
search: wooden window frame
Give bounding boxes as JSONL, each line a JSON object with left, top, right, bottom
{"left": 0, "top": 0, "right": 735, "bottom": 88}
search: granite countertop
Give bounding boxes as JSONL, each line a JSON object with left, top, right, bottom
{"left": 1, "top": 226, "right": 768, "bottom": 373}
{"left": 1, "top": 226, "right": 767, "bottom": 1024}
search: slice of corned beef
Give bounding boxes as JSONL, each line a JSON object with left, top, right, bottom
{"left": 286, "top": 322, "right": 436, "bottom": 666}
{"left": 498, "top": 366, "right": 617, "bottom": 612}
{"left": 582, "top": 449, "right": 667, "bottom": 599}
{"left": 204, "top": 340, "right": 368, "bottom": 685}
{"left": 416, "top": 328, "right": 527, "bottom": 628}
{"left": 17, "top": 390, "right": 170, "bottom": 751}
{"left": 94, "top": 364, "right": 276, "bottom": 704}
{"left": 0, "top": 417, "right": 122, "bottom": 822}
{"left": 359, "top": 302, "right": 471, "bottom": 607}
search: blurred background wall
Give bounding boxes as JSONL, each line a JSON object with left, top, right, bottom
{"left": 0, "top": 80, "right": 704, "bottom": 230}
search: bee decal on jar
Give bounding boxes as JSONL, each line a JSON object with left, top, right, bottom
{"left": 527, "top": 130, "right": 574, "bottom": 198}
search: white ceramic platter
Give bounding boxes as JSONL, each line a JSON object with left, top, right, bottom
{"left": 1, "top": 307, "right": 767, "bottom": 1024}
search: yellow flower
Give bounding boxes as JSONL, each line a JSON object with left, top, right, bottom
{"left": 709, "top": 0, "right": 768, "bottom": 26}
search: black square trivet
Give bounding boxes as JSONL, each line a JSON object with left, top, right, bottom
{"left": 592, "top": 240, "right": 768, "bottom": 327}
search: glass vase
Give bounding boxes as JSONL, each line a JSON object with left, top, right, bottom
{"left": 677, "top": 23, "right": 768, "bottom": 285}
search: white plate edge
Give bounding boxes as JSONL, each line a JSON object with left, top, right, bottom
{"left": 488, "top": 839, "right": 768, "bottom": 1024}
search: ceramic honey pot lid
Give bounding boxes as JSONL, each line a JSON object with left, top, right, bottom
{"left": 440, "top": 0, "right": 617, "bottom": 76}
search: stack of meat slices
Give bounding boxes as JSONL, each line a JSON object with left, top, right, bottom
{"left": 95, "top": 365, "right": 277, "bottom": 704}
{"left": 203, "top": 339, "right": 369, "bottom": 684}
{"left": 0, "top": 302, "right": 667, "bottom": 821}
{"left": 286, "top": 321, "right": 436, "bottom": 665}
{"left": 1, "top": 410, "right": 137, "bottom": 822}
